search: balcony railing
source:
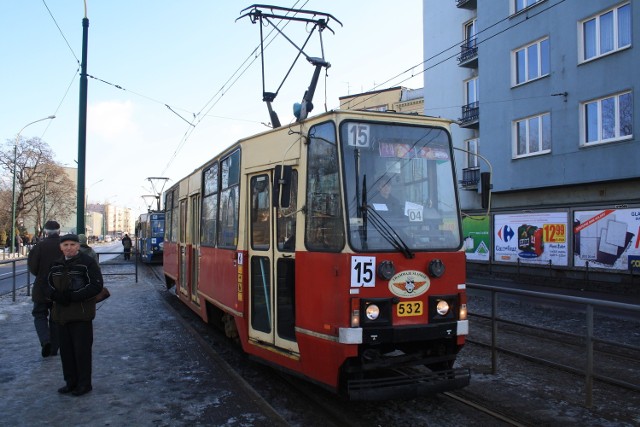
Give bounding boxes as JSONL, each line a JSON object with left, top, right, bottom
{"left": 456, "top": 0, "right": 477, "bottom": 9}
{"left": 458, "top": 38, "right": 478, "bottom": 67}
{"left": 459, "top": 167, "right": 480, "bottom": 188}
{"left": 459, "top": 101, "right": 479, "bottom": 128}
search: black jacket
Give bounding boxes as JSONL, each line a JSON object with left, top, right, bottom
{"left": 27, "top": 234, "right": 62, "bottom": 303}
{"left": 48, "top": 252, "right": 103, "bottom": 325}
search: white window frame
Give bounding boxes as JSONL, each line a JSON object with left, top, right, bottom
{"left": 512, "top": 37, "right": 549, "bottom": 86}
{"left": 464, "top": 19, "right": 477, "bottom": 47}
{"left": 512, "top": 112, "right": 551, "bottom": 158}
{"left": 464, "top": 138, "right": 479, "bottom": 168}
{"left": 579, "top": 2, "right": 631, "bottom": 63}
{"left": 464, "top": 77, "right": 479, "bottom": 105}
{"left": 580, "top": 90, "right": 633, "bottom": 146}
{"left": 513, "top": 0, "right": 544, "bottom": 15}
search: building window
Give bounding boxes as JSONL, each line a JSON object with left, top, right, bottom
{"left": 465, "top": 77, "right": 479, "bottom": 105}
{"left": 465, "top": 138, "right": 479, "bottom": 168}
{"left": 514, "top": 0, "right": 543, "bottom": 13}
{"left": 513, "top": 113, "right": 551, "bottom": 157}
{"left": 582, "top": 91, "right": 633, "bottom": 146}
{"left": 514, "top": 38, "right": 549, "bottom": 85}
{"left": 464, "top": 19, "right": 477, "bottom": 48}
{"left": 580, "top": 3, "right": 631, "bottom": 62}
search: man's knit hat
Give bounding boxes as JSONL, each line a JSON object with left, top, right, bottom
{"left": 44, "top": 220, "right": 60, "bottom": 234}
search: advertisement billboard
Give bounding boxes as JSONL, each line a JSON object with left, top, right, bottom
{"left": 574, "top": 208, "right": 640, "bottom": 270}
{"left": 494, "top": 212, "right": 569, "bottom": 266}
{"left": 462, "top": 215, "right": 490, "bottom": 261}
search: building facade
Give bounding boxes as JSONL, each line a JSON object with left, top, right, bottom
{"left": 424, "top": 0, "right": 639, "bottom": 286}
{"left": 339, "top": 86, "right": 424, "bottom": 114}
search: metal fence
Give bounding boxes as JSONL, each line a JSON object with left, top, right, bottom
{"left": 467, "top": 282, "right": 640, "bottom": 408}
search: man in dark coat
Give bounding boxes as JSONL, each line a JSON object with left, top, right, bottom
{"left": 47, "top": 233, "right": 103, "bottom": 396}
{"left": 27, "top": 220, "right": 63, "bottom": 357}
{"left": 121, "top": 233, "right": 132, "bottom": 260}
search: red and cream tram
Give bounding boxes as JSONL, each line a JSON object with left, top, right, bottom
{"left": 163, "top": 109, "right": 470, "bottom": 400}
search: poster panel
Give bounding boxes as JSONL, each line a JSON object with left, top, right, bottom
{"left": 494, "top": 212, "right": 569, "bottom": 266}
{"left": 573, "top": 208, "right": 640, "bottom": 270}
{"left": 462, "top": 216, "right": 490, "bottom": 261}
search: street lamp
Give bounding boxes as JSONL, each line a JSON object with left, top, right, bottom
{"left": 10, "top": 115, "right": 56, "bottom": 255}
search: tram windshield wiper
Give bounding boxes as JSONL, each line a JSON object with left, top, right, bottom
{"left": 364, "top": 206, "right": 414, "bottom": 259}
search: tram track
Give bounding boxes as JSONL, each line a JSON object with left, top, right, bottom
{"left": 145, "top": 264, "right": 640, "bottom": 425}
{"left": 147, "top": 263, "right": 538, "bottom": 426}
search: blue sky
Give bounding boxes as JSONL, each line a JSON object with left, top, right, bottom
{"left": 1, "top": 1, "right": 424, "bottom": 216}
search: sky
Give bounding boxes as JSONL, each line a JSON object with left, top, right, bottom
{"left": 1, "top": 1, "right": 424, "bottom": 218}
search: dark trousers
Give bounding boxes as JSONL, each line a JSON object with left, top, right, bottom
{"left": 124, "top": 248, "right": 131, "bottom": 260}
{"left": 58, "top": 321, "right": 94, "bottom": 388}
{"left": 32, "top": 301, "right": 58, "bottom": 352}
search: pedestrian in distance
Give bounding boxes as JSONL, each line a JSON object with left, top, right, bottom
{"left": 27, "top": 220, "right": 62, "bottom": 358}
{"left": 78, "top": 234, "right": 99, "bottom": 263}
{"left": 47, "top": 233, "right": 104, "bottom": 397}
{"left": 121, "top": 233, "right": 132, "bottom": 260}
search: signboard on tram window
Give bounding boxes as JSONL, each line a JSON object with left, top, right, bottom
{"left": 493, "top": 212, "right": 569, "bottom": 266}
{"left": 462, "top": 215, "right": 490, "bottom": 262}
{"left": 573, "top": 208, "right": 640, "bottom": 271}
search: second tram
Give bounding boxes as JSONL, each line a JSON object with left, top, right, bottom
{"left": 163, "top": 109, "right": 469, "bottom": 400}
{"left": 136, "top": 211, "right": 165, "bottom": 264}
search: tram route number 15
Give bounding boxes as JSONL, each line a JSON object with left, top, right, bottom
{"left": 351, "top": 256, "right": 376, "bottom": 288}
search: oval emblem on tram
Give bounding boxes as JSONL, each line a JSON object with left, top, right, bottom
{"left": 388, "top": 270, "right": 430, "bottom": 298}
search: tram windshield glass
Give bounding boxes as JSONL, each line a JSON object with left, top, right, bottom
{"left": 340, "top": 121, "right": 461, "bottom": 253}
{"left": 151, "top": 217, "right": 164, "bottom": 238}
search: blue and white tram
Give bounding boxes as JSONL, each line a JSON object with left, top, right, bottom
{"left": 136, "top": 211, "right": 165, "bottom": 264}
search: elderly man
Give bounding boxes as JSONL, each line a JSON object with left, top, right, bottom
{"left": 28, "top": 220, "right": 63, "bottom": 357}
{"left": 47, "top": 234, "right": 103, "bottom": 396}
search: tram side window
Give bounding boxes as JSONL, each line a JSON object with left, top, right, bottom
{"left": 172, "top": 190, "right": 180, "bottom": 242}
{"left": 164, "top": 191, "right": 173, "bottom": 242}
{"left": 305, "top": 122, "right": 345, "bottom": 252}
{"left": 251, "top": 175, "right": 270, "bottom": 250}
{"left": 201, "top": 163, "right": 218, "bottom": 246}
{"left": 218, "top": 150, "right": 240, "bottom": 248}
{"left": 277, "top": 170, "right": 297, "bottom": 252}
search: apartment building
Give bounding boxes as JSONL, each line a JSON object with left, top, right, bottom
{"left": 424, "top": 0, "right": 639, "bottom": 285}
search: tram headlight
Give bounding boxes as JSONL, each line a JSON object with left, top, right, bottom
{"left": 436, "top": 299, "right": 450, "bottom": 316}
{"left": 365, "top": 304, "right": 380, "bottom": 321}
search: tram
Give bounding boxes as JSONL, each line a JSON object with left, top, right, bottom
{"left": 163, "top": 109, "right": 470, "bottom": 400}
{"left": 135, "top": 211, "right": 165, "bottom": 264}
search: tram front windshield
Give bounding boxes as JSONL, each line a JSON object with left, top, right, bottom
{"left": 151, "top": 218, "right": 164, "bottom": 238}
{"left": 341, "top": 121, "right": 461, "bottom": 253}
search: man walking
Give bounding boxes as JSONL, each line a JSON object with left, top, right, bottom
{"left": 28, "top": 220, "right": 62, "bottom": 357}
{"left": 121, "top": 233, "right": 132, "bottom": 260}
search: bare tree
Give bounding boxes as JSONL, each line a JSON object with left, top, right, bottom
{"left": 0, "top": 137, "right": 75, "bottom": 238}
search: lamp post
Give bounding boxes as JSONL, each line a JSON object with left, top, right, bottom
{"left": 10, "top": 115, "right": 56, "bottom": 255}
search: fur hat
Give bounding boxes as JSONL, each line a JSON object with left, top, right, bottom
{"left": 78, "top": 234, "right": 88, "bottom": 245}
{"left": 60, "top": 234, "right": 80, "bottom": 243}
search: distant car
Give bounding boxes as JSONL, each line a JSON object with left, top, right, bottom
{"left": 104, "top": 236, "right": 112, "bottom": 243}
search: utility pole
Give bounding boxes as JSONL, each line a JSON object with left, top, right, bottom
{"left": 77, "top": 8, "right": 89, "bottom": 234}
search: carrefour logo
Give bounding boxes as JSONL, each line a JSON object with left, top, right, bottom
{"left": 497, "top": 225, "right": 515, "bottom": 242}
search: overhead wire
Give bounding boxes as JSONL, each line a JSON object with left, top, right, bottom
{"left": 344, "top": 0, "right": 568, "bottom": 111}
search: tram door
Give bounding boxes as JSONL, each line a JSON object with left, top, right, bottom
{"left": 248, "top": 171, "right": 299, "bottom": 353}
{"left": 178, "top": 199, "right": 188, "bottom": 297}
{"left": 189, "top": 194, "right": 201, "bottom": 304}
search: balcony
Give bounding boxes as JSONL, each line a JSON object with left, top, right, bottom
{"left": 458, "top": 38, "right": 478, "bottom": 68}
{"left": 459, "top": 167, "right": 480, "bottom": 189}
{"left": 456, "top": 0, "right": 477, "bottom": 9}
{"left": 459, "top": 101, "right": 479, "bottom": 128}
